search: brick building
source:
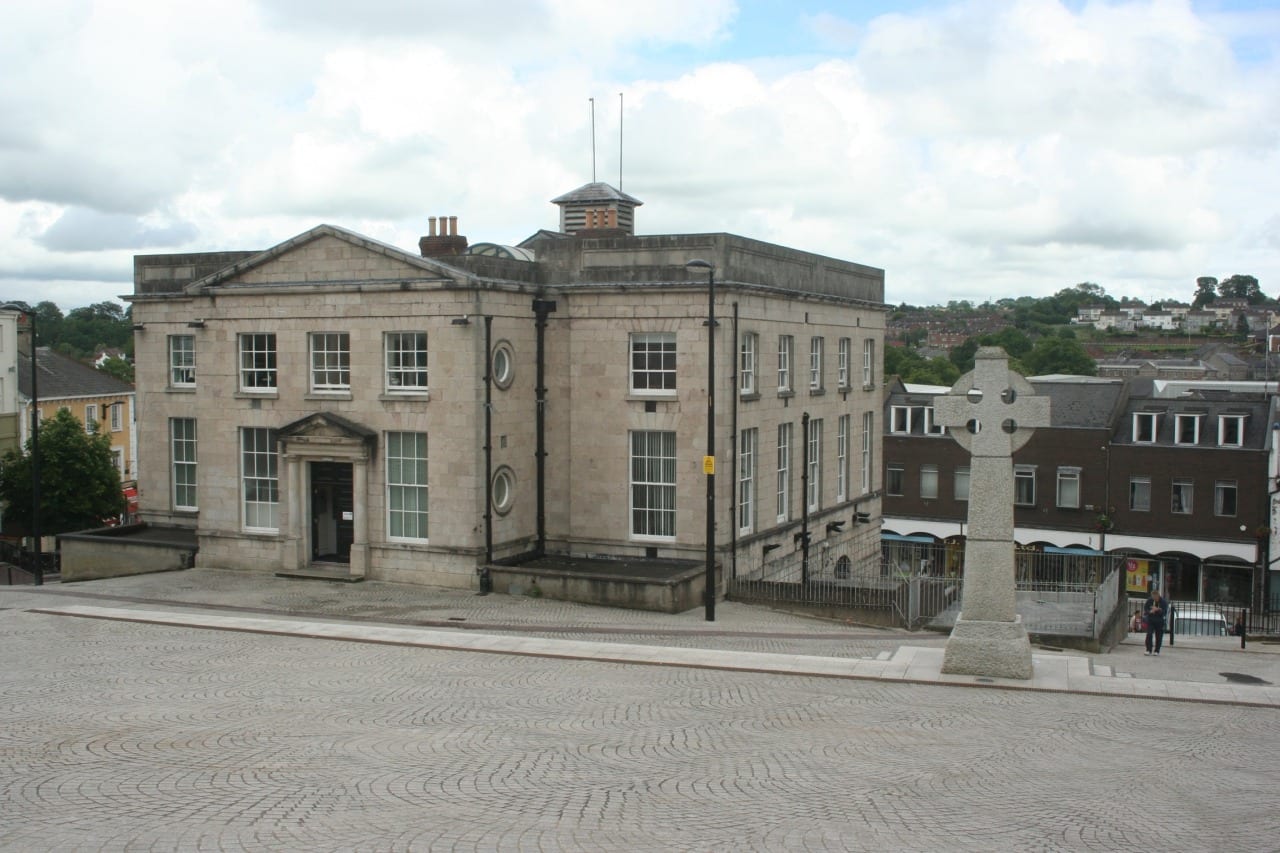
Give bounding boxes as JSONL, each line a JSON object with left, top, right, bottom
{"left": 882, "top": 373, "right": 1277, "bottom": 611}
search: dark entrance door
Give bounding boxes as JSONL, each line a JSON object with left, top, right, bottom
{"left": 310, "top": 461, "right": 354, "bottom": 563}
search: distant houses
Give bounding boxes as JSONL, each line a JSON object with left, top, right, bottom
{"left": 1073, "top": 299, "right": 1275, "bottom": 336}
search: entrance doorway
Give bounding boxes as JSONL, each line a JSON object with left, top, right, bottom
{"left": 310, "top": 461, "right": 354, "bottom": 563}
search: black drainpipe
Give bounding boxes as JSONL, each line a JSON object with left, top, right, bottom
{"left": 532, "top": 298, "right": 557, "bottom": 557}
{"left": 730, "top": 302, "right": 740, "bottom": 581}
{"left": 483, "top": 315, "right": 494, "bottom": 564}
{"left": 800, "top": 411, "right": 811, "bottom": 584}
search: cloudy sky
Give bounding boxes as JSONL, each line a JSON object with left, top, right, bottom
{"left": 2, "top": 0, "right": 1277, "bottom": 313}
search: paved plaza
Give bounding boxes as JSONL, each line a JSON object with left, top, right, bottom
{"left": 1, "top": 569, "right": 1278, "bottom": 851}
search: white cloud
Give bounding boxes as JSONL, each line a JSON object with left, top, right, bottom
{"left": 0, "top": 0, "right": 1275, "bottom": 313}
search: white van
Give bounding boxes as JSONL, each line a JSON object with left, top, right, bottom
{"left": 1171, "top": 609, "right": 1229, "bottom": 637}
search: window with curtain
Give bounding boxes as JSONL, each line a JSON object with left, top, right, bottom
{"left": 239, "top": 333, "right": 277, "bottom": 391}
{"left": 631, "top": 430, "right": 676, "bottom": 537}
{"left": 777, "top": 335, "right": 793, "bottom": 393}
{"left": 836, "top": 415, "right": 850, "bottom": 502}
{"left": 920, "top": 464, "right": 938, "bottom": 500}
{"left": 385, "top": 332, "right": 428, "bottom": 391}
{"left": 739, "top": 333, "right": 758, "bottom": 395}
{"left": 807, "top": 418, "right": 823, "bottom": 510}
{"left": 169, "top": 334, "right": 195, "bottom": 387}
{"left": 310, "top": 332, "right": 351, "bottom": 391}
{"left": 1056, "top": 467, "right": 1080, "bottom": 509}
{"left": 738, "top": 428, "right": 757, "bottom": 533}
{"left": 776, "top": 422, "right": 792, "bottom": 523}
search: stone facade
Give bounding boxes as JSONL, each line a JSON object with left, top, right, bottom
{"left": 128, "top": 187, "right": 886, "bottom": 591}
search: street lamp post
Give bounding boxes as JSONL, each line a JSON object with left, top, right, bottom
{"left": 3, "top": 303, "right": 40, "bottom": 585}
{"left": 686, "top": 259, "right": 716, "bottom": 621}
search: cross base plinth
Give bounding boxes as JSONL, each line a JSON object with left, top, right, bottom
{"left": 941, "top": 614, "right": 1034, "bottom": 680}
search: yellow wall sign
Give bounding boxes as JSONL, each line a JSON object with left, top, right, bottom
{"left": 703, "top": 456, "right": 715, "bottom": 475}
{"left": 1125, "top": 558, "right": 1153, "bottom": 593}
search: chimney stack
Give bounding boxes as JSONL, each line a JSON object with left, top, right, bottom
{"left": 418, "top": 214, "right": 468, "bottom": 258}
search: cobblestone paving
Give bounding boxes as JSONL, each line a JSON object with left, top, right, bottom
{"left": 2, "top": 602, "right": 1278, "bottom": 852}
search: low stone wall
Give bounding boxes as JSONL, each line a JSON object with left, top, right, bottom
{"left": 487, "top": 563, "right": 706, "bottom": 613}
{"left": 58, "top": 524, "right": 197, "bottom": 582}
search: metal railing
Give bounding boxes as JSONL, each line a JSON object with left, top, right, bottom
{"left": 729, "top": 533, "right": 905, "bottom": 623}
{"left": 1127, "top": 598, "right": 1271, "bottom": 640}
{"left": 0, "top": 540, "right": 59, "bottom": 584}
{"left": 731, "top": 538, "right": 1125, "bottom": 638}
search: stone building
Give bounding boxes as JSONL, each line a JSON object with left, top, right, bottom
{"left": 127, "top": 184, "right": 886, "bottom": 595}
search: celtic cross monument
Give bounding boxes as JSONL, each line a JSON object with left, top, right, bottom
{"left": 933, "top": 347, "right": 1050, "bottom": 679}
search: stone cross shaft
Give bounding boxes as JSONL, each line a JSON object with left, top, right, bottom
{"left": 934, "top": 348, "right": 1050, "bottom": 623}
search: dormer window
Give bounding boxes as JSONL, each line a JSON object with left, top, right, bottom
{"left": 1174, "top": 413, "right": 1201, "bottom": 445}
{"left": 890, "top": 405, "right": 913, "bottom": 434}
{"left": 1132, "top": 412, "right": 1159, "bottom": 443}
{"left": 924, "top": 406, "right": 945, "bottom": 435}
{"left": 1219, "top": 414, "right": 1246, "bottom": 447}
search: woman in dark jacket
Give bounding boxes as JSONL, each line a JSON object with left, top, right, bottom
{"left": 1144, "top": 590, "right": 1168, "bottom": 655}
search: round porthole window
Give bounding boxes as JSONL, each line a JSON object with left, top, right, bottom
{"left": 491, "top": 342, "right": 515, "bottom": 390}
{"left": 492, "top": 467, "right": 515, "bottom": 515}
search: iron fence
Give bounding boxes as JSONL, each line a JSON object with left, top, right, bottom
{"left": 0, "top": 540, "right": 58, "bottom": 584}
{"left": 731, "top": 537, "right": 1125, "bottom": 638}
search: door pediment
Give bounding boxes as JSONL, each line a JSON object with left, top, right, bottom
{"left": 279, "top": 412, "right": 377, "bottom": 459}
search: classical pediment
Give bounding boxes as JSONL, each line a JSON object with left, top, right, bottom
{"left": 185, "top": 224, "right": 465, "bottom": 293}
{"left": 278, "top": 412, "right": 378, "bottom": 456}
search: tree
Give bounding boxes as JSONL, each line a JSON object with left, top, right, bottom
{"left": 0, "top": 408, "right": 125, "bottom": 536}
{"left": 949, "top": 329, "right": 1032, "bottom": 374}
{"left": 988, "top": 327, "right": 1033, "bottom": 359}
{"left": 1193, "top": 276, "right": 1218, "bottom": 309}
{"left": 949, "top": 338, "right": 980, "bottom": 373}
{"left": 57, "top": 301, "right": 132, "bottom": 360}
{"left": 914, "top": 355, "right": 961, "bottom": 386}
{"left": 1020, "top": 333, "right": 1097, "bottom": 377}
{"left": 33, "top": 301, "right": 64, "bottom": 346}
{"left": 1050, "top": 282, "right": 1115, "bottom": 320}
{"left": 1218, "top": 274, "right": 1265, "bottom": 305}
{"left": 98, "top": 356, "right": 135, "bottom": 384}
{"left": 885, "top": 345, "right": 960, "bottom": 386}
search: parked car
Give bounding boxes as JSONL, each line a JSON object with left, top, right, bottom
{"left": 1171, "top": 608, "right": 1229, "bottom": 637}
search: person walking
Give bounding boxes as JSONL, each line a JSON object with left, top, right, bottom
{"left": 1144, "top": 589, "right": 1168, "bottom": 655}
{"left": 1235, "top": 610, "right": 1247, "bottom": 650}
